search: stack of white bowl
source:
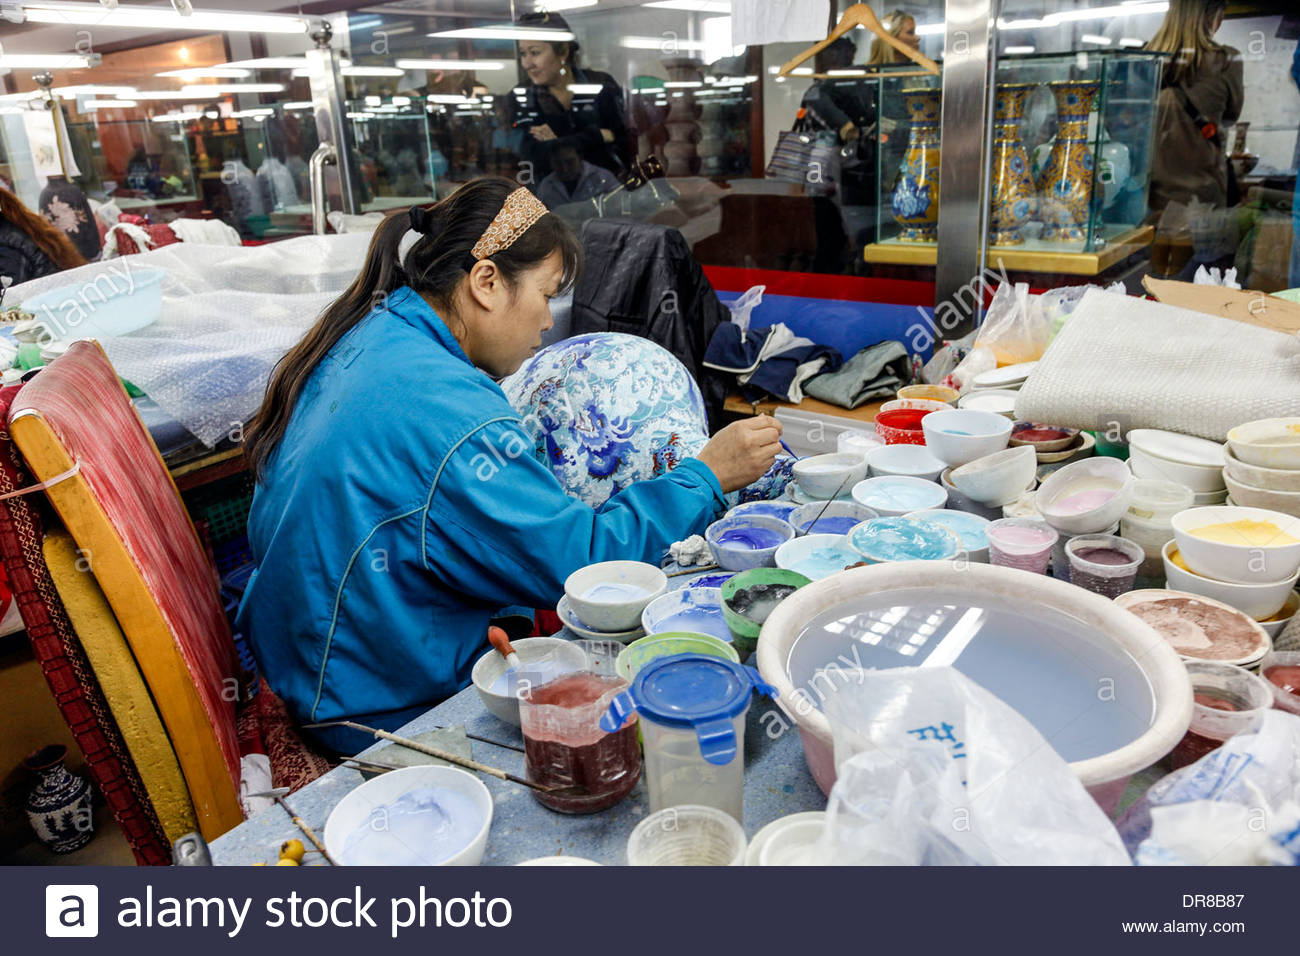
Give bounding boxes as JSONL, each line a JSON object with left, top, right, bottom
{"left": 1127, "top": 429, "right": 1227, "bottom": 506}
{"left": 1120, "top": 479, "right": 1194, "bottom": 587}
{"left": 1166, "top": 504, "right": 1300, "bottom": 639}
{"left": 1222, "top": 417, "right": 1300, "bottom": 517}
{"left": 956, "top": 362, "right": 1039, "bottom": 419}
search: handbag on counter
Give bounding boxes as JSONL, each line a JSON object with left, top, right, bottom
{"left": 766, "top": 110, "right": 840, "bottom": 197}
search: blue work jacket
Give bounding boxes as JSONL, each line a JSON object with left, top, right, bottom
{"left": 237, "top": 286, "right": 726, "bottom": 752}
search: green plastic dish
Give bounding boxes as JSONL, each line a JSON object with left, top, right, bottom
{"left": 721, "top": 567, "right": 813, "bottom": 657}
{"left": 615, "top": 631, "right": 739, "bottom": 681}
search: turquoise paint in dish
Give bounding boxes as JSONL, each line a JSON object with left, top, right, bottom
{"left": 850, "top": 517, "right": 961, "bottom": 562}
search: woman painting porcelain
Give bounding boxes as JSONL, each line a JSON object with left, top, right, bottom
{"left": 240, "top": 177, "right": 780, "bottom": 752}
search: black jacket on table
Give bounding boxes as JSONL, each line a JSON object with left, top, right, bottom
{"left": 571, "top": 218, "right": 730, "bottom": 428}
{"left": 512, "top": 67, "right": 631, "bottom": 181}
{"left": 0, "top": 218, "right": 62, "bottom": 287}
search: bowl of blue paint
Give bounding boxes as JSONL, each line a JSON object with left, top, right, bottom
{"left": 564, "top": 561, "right": 669, "bottom": 633}
{"left": 706, "top": 514, "right": 795, "bottom": 571}
{"left": 726, "top": 499, "right": 799, "bottom": 524}
{"left": 848, "top": 516, "right": 963, "bottom": 564}
{"left": 789, "top": 500, "right": 878, "bottom": 536}
{"left": 775, "top": 533, "right": 865, "bottom": 581}
{"left": 640, "top": 587, "right": 734, "bottom": 643}
{"left": 906, "top": 508, "right": 992, "bottom": 563}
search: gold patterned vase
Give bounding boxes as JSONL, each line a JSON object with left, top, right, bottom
{"left": 1035, "top": 80, "right": 1100, "bottom": 242}
{"left": 890, "top": 88, "right": 941, "bottom": 242}
{"left": 989, "top": 83, "right": 1037, "bottom": 246}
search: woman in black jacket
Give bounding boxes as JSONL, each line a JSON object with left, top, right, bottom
{"left": 512, "top": 11, "right": 631, "bottom": 184}
{"left": 0, "top": 186, "right": 85, "bottom": 288}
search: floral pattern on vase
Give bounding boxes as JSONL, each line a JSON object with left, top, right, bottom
{"left": 501, "top": 332, "right": 792, "bottom": 509}
{"left": 23, "top": 744, "right": 94, "bottom": 853}
{"left": 989, "top": 83, "right": 1037, "bottom": 246}
{"left": 1035, "top": 80, "right": 1100, "bottom": 242}
{"left": 890, "top": 88, "right": 941, "bottom": 243}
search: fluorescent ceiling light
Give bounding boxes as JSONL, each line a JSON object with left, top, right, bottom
{"left": 631, "top": 86, "right": 666, "bottom": 95}
{"left": 663, "top": 80, "right": 702, "bottom": 88}
{"left": 181, "top": 83, "right": 285, "bottom": 94}
{"left": 342, "top": 66, "right": 406, "bottom": 77}
{"left": 224, "top": 57, "right": 308, "bottom": 70}
{"left": 391, "top": 96, "right": 411, "bottom": 106}
{"left": 83, "top": 98, "right": 135, "bottom": 108}
{"left": 1046, "top": 2, "right": 1167, "bottom": 24}
{"left": 157, "top": 67, "right": 251, "bottom": 79}
{"left": 915, "top": 22, "right": 945, "bottom": 36}
{"left": 427, "top": 93, "right": 474, "bottom": 104}
{"left": 997, "top": 18, "right": 1048, "bottom": 29}
{"left": 826, "top": 69, "right": 867, "bottom": 77}
{"left": 20, "top": 2, "right": 308, "bottom": 33}
{"left": 714, "top": 74, "right": 757, "bottom": 84}
{"left": 1119, "top": 37, "right": 1145, "bottom": 48}
{"left": 429, "top": 26, "right": 574, "bottom": 41}
{"left": 1004, "top": 45, "right": 1036, "bottom": 54}
{"left": 53, "top": 84, "right": 135, "bottom": 97}
{"left": 645, "top": 0, "right": 731, "bottom": 11}
{"left": 282, "top": 101, "right": 313, "bottom": 110}
{"left": 0, "top": 52, "right": 93, "bottom": 69}
{"left": 231, "top": 108, "right": 273, "bottom": 118}
{"left": 621, "top": 36, "right": 707, "bottom": 51}
{"left": 395, "top": 58, "right": 506, "bottom": 71}
{"left": 131, "top": 90, "right": 206, "bottom": 100}
{"left": 566, "top": 83, "right": 603, "bottom": 94}
{"left": 1081, "top": 34, "right": 1112, "bottom": 45}
{"left": 151, "top": 111, "right": 202, "bottom": 122}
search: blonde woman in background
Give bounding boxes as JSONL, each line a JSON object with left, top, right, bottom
{"left": 866, "top": 9, "right": 920, "bottom": 65}
{"left": 1147, "top": 0, "right": 1243, "bottom": 212}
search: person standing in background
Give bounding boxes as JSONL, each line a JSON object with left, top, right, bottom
{"left": 511, "top": 11, "right": 630, "bottom": 184}
{"left": 1147, "top": 0, "right": 1243, "bottom": 212}
{"left": 0, "top": 186, "right": 86, "bottom": 286}
{"left": 866, "top": 9, "right": 920, "bottom": 65}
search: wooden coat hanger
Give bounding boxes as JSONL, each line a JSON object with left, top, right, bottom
{"left": 778, "top": 3, "right": 941, "bottom": 80}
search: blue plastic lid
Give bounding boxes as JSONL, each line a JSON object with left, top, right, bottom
{"left": 600, "top": 653, "right": 776, "bottom": 765}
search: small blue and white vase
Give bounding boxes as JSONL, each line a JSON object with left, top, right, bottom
{"left": 24, "top": 744, "right": 94, "bottom": 853}
{"left": 890, "top": 88, "right": 942, "bottom": 243}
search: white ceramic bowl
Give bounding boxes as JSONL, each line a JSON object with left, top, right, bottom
{"left": 1036, "top": 457, "right": 1135, "bottom": 535}
{"left": 1192, "top": 487, "right": 1230, "bottom": 506}
{"left": 921, "top": 409, "right": 1013, "bottom": 467}
{"left": 1227, "top": 417, "right": 1300, "bottom": 470}
{"left": 896, "top": 384, "right": 959, "bottom": 405}
{"left": 1161, "top": 539, "right": 1298, "bottom": 621}
{"left": 1261, "top": 590, "right": 1300, "bottom": 639}
{"left": 866, "top": 443, "right": 946, "bottom": 481}
{"left": 836, "top": 429, "right": 885, "bottom": 461}
{"left": 471, "top": 637, "right": 589, "bottom": 726}
{"left": 774, "top": 533, "right": 863, "bottom": 581}
{"left": 788, "top": 500, "right": 878, "bottom": 535}
{"left": 516, "top": 856, "right": 602, "bottom": 865}
{"left": 641, "top": 587, "right": 732, "bottom": 642}
{"left": 726, "top": 499, "right": 799, "bottom": 524}
{"left": 1223, "top": 444, "right": 1300, "bottom": 492}
{"left": 1129, "top": 446, "right": 1225, "bottom": 493}
{"left": 1171, "top": 505, "right": 1300, "bottom": 585}
{"left": 792, "top": 452, "right": 870, "bottom": 500}
{"left": 948, "top": 445, "right": 1037, "bottom": 505}
{"left": 907, "top": 508, "right": 992, "bottom": 562}
{"left": 956, "top": 388, "right": 1019, "bottom": 418}
{"left": 756, "top": 562, "right": 1193, "bottom": 814}
{"left": 1128, "top": 428, "right": 1225, "bottom": 469}
{"left": 879, "top": 397, "right": 950, "bottom": 416}
{"left": 1223, "top": 472, "right": 1300, "bottom": 517}
{"left": 564, "top": 561, "right": 668, "bottom": 633}
{"left": 850, "top": 475, "right": 948, "bottom": 517}
{"left": 745, "top": 811, "right": 827, "bottom": 866}
{"left": 705, "top": 514, "right": 795, "bottom": 571}
{"left": 941, "top": 467, "right": 1031, "bottom": 520}
{"left": 757, "top": 817, "right": 827, "bottom": 866}
{"left": 324, "top": 765, "right": 493, "bottom": 866}
{"left": 1115, "top": 589, "right": 1272, "bottom": 668}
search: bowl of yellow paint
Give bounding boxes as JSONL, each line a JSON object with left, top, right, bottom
{"left": 1171, "top": 505, "right": 1300, "bottom": 586}
{"left": 1227, "top": 418, "right": 1300, "bottom": 471}
{"left": 1161, "top": 540, "right": 1298, "bottom": 621}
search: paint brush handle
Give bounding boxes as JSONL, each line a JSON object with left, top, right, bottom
{"left": 487, "top": 626, "right": 522, "bottom": 670}
{"left": 350, "top": 723, "right": 562, "bottom": 793}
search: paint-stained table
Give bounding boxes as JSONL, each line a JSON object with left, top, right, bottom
{"left": 209, "top": 567, "right": 825, "bottom": 866}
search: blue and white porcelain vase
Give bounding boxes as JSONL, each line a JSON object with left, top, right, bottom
{"left": 890, "top": 88, "right": 942, "bottom": 243}
{"left": 24, "top": 744, "right": 94, "bottom": 853}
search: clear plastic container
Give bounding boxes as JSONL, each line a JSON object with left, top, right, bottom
{"left": 1120, "top": 512, "right": 1176, "bottom": 587}
{"left": 626, "top": 805, "right": 747, "bottom": 866}
{"left": 1065, "top": 534, "right": 1144, "bottom": 598}
{"left": 1050, "top": 520, "right": 1119, "bottom": 582}
{"left": 1259, "top": 649, "right": 1300, "bottom": 717}
{"left": 519, "top": 640, "right": 641, "bottom": 814}
{"left": 1126, "top": 478, "right": 1194, "bottom": 522}
{"left": 986, "top": 517, "right": 1058, "bottom": 574}
{"left": 602, "top": 653, "right": 774, "bottom": 822}
{"left": 1170, "top": 661, "right": 1274, "bottom": 769}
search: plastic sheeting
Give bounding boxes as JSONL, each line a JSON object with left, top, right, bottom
{"left": 7, "top": 233, "right": 372, "bottom": 447}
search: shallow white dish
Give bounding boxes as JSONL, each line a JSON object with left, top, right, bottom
{"left": 907, "top": 508, "right": 992, "bottom": 562}
{"left": 1227, "top": 417, "right": 1300, "bottom": 470}
{"left": 866, "top": 443, "right": 946, "bottom": 481}
{"left": 1115, "top": 588, "right": 1272, "bottom": 668}
{"left": 1162, "top": 539, "right": 1298, "bottom": 622}
{"left": 956, "top": 388, "right": 1019, "bottom": 418}
{"left": 1127, "top": 429, "right": 1226, "bottom": 469}
{"left": 563, "top": 561, "right": 667, "bottom": 633}
{"left": 1170, "top": 505, "right": 1300, "bottom": 585}
{"left": 922, "top": 409, "right": 1013, "bottom": 467}
{"left": 516, "top": 856, "right": 602, "bottom": 865}
{"left": 785, "top": 483, "right": 855, "bottom": 505}
{"left": 792, "top": 452, "right": 870, "bottom": 500}
{"left": 971, "top": 361, "right": 1037, "bottom": 390}
{"left": 745, "top": 812, "right": 827, "bottom": 866}
{"left": 949, "top": 445, "right": 1037, "bottom": 506}
{"left": 775, "top": 533, "right": 863, "bottom": 580}
{"left": 1223, "top": 444, "right": 1300, "bottom": 493}
{"left": 1128, "top": 447, "right": 1224, "bottom": 494}
{"left": 556, "top": 595, "right": 645, "bottom": 643}
{"left": 788, "top": 500, "right": 878, "bottom": 535}
{"left": 757, "top": 816, "right": 828, "bottom": 866}
{"left": 325, "top": 766, "right": 492, "bottom": 866}
{"left": 471, "top": 636, "right": 589, "bottom": 726}
{"left": 851, "top": 475, "right": 948, "bottom": 517}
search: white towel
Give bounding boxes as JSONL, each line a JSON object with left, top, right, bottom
{"left": 169, "top": 218, "right": 242, "bottom": 246}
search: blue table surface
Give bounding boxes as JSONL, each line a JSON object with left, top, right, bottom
{"left": 209, "top": 566, "right": 827, "bottom": 866}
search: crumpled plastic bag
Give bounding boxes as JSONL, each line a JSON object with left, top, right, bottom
{"left": 973, "top": 281, "right": 1052, "bottom": 366}
{"left": 809, "top": 666, "right": 1131, "bottom": 865}
{"left": 945, "top": 345, "right": 996, "bottom": 394}
{"left": 726, "top": 285, "right": 764, "bottom": 339}
{"left": 1117, "top": 710, "right": 1300, "bottom": 866}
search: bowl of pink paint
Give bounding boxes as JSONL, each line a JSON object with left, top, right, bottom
{"left": 985, "top": 517, "right": 1059, "bottom": 574}
{"left": 1036, "top": 457, "right": 1134, "bottom": 536}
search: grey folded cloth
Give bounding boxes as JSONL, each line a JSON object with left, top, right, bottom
{"left": 804, "top": 340, "right": 911, "bottom": 409}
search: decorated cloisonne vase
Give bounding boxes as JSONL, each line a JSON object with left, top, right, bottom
{"left": 24, "top": 744, "right": 94, "bottom": 853}
{"left": 890, "top": 88, "right": 941, "bottom": 243}
{"left": 1035, "top": 80, "right": 1100, "bottom": 242}
{"left": 989, "top": 83, "right": 1037, "bottom": 246}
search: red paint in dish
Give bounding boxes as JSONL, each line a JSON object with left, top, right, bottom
{"left": 876, "top": 408, "right": 931, "bottom": 430}
{"left": 1016, "top": 427, "right": 1070, "bottom": 443}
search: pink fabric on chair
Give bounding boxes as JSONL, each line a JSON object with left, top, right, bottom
{"left": 9, "top": 342, "right": 241, "bottom": 822}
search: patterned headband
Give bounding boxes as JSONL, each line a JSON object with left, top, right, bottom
{"left": 470, "top": 187, "right": 549, "bottom": 260}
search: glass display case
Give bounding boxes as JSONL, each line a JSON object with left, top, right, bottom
{"left": 347, "top": 97, "right": 441, "bottom": 212}
{"left": 867, "top": 50, "right": 1165, "bottom": 277}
